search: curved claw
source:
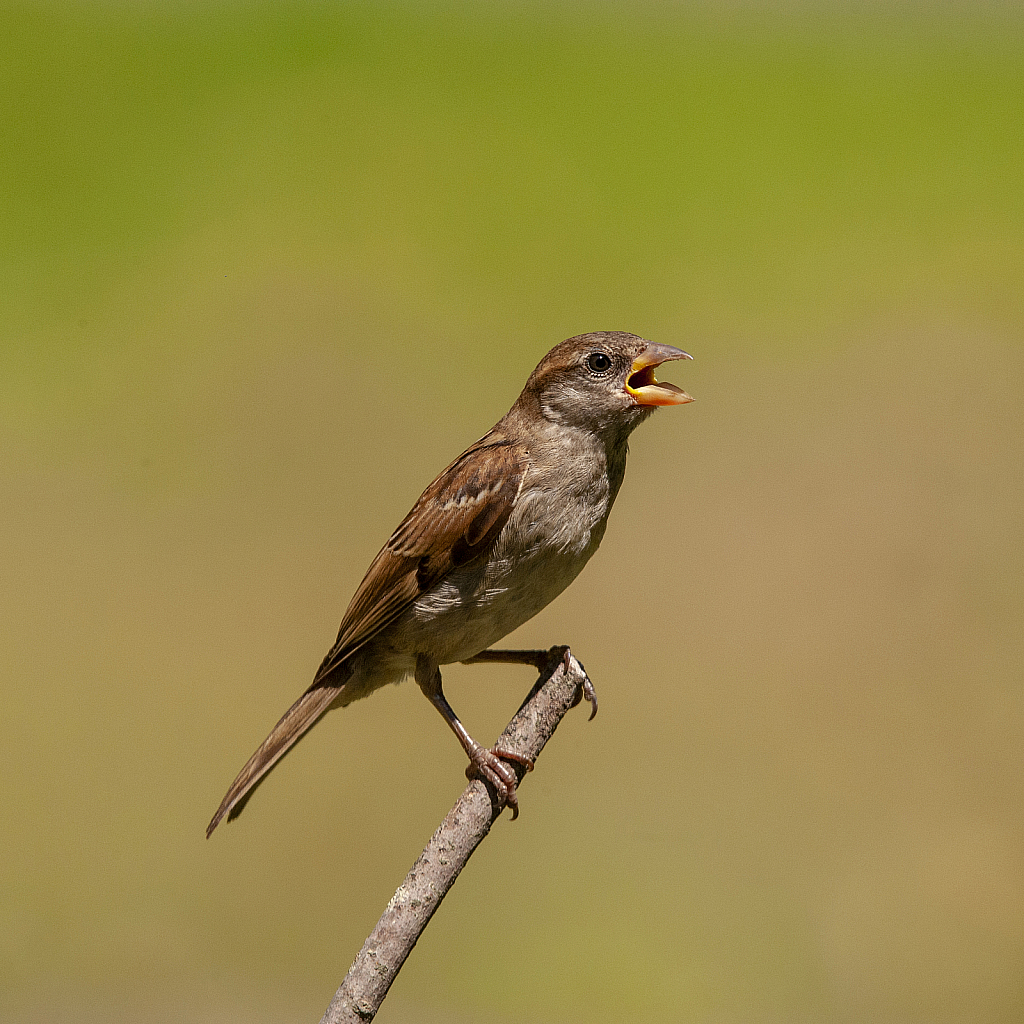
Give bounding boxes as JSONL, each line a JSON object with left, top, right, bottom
{"left": 568, "top": 659, "right": 598, "bottom": 721}
{"left": 581, "top": 674, "right": 598, "bottom": 720}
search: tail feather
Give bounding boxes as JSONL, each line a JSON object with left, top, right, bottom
{"left": 206, "top": 681, "right": 344, "bottom": 837}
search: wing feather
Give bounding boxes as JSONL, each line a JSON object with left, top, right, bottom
{"left": 312, "top": 435, "right": 526, "bottom": 682}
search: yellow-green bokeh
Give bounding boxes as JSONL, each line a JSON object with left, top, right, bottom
{"left": 3, "top": 3, "right": 1022, "bottom": 1022}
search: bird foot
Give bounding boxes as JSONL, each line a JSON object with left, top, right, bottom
{"left": 542, "top": 646, "right": 598, "bottom": 720}
{"left": 570, "top": 670, "right": 599, "bottom": 721}
{"left": 556, "top": 649, "right": 598, "bottom": 721}
{"left": 465, "top": 744, "right": 534, "bottom": 820}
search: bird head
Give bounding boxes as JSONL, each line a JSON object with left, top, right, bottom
{"left": 516, "top": 331, "right": 693, "bottom": 439}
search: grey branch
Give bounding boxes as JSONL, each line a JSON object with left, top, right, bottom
{"left": 319, "top": 650, "right": 594, "bottom": 1024}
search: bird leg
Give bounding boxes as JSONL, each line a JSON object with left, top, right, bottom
{"left": 463, "top": 645, "right": 598, "bottom": 720}
{"left": 415, "top": 655, "right": 534, "bottom": 819}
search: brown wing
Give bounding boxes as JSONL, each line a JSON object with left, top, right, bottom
{"left": 312, "top": 434, "right": 527, "bottom": 683}
{"left": 206, "top": 434, "right": 527, "bottom": 837}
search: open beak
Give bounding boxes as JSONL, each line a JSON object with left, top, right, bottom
{"left": 626, "top": 344, "right": 694, "bottom": 406}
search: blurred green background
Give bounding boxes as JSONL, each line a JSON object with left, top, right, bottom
{"left": 3, "top": 2, "right": 1023, "bottom": 1021}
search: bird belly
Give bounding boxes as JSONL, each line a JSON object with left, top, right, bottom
{"left": 411, "top": 555, "right": 584, "bottom": 663}
{"left": 339, "top": 544, "right": 595, "bottom": 697}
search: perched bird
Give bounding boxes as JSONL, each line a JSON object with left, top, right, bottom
{"left": 207, "top": 331, "right": 693, "bottom": 836}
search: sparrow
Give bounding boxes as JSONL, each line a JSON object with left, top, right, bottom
{"left": 207, "top": 331, "right": 692, "bottom": 836}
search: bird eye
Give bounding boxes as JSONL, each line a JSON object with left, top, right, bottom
{"left": 586, "top": 352, "right": 612, "bottom": 373}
